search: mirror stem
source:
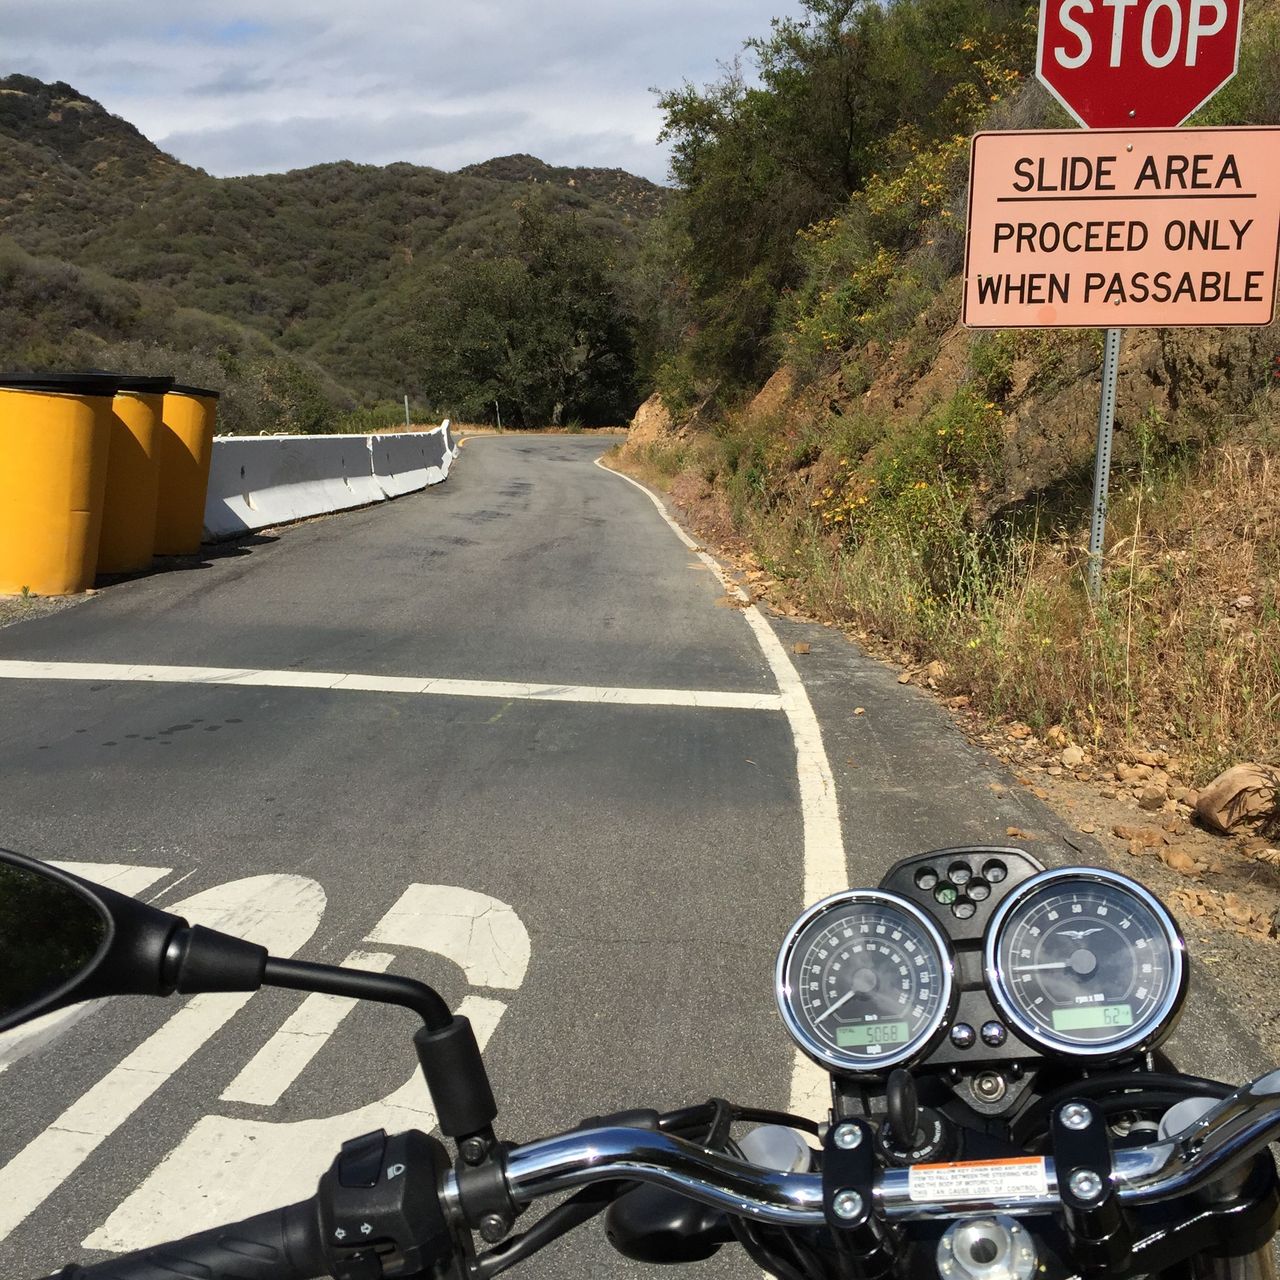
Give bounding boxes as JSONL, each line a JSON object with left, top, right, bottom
{"left": 262, "top": 956, "right": 453, "bottom": 1031}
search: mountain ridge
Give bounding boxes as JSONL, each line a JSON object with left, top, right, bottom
{"left": 0, "top": 74, "right": 665, "bottom": 417}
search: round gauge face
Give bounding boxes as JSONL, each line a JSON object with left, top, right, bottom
{"left": 776, "top": 890, "right": 955, "bottom": 1073}
{"left": 985, "top": 868, "right": 1186, "bottom": 1057}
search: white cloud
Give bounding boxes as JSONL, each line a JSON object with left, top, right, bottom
{"left": 4, "top": 0, "right": 807, "bottom": 181}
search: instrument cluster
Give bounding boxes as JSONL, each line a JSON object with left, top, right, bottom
{"left": 775, "top": 847, "right": 1187, "bottom": 1078}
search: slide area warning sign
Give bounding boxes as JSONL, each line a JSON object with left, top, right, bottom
{"left": 963, "top": 126, "right": 1280, "bottom": 329}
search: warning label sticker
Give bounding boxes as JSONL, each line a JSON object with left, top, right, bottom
{"left": 907, "top": 1157, "right": 1049, "bottom": 1204}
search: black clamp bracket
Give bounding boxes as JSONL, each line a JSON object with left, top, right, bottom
{"left": 317, "top": 1128, "right": 455, "bottom": 1280}
{"left": 1051, "top": 1098, "right": 1131, "bottom": 1274}
{"left": 822, "top": 1118, "right": 895, "bottom": 1277}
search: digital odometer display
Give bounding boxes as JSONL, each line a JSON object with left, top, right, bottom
{"left": 1052, "top": 1004, "right": 1133, "bottom": 1032}
{"left": 986, "top": 868, "right": 1185, "bottom": 1057}
{"left": 837, "top": 1021, "right": 910, "bottom": 1047}
{"left": 776, "top": 890, "right": 955, "bottom": 1072}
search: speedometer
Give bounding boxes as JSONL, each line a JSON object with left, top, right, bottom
{"left": 985, "top": 867, "right": 1186, "bottom": 1058}
{"left": 776, "top": 890, "right": 956, "bottom": 1073}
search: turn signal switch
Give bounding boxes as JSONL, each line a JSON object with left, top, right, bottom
{"left": 317, "top": 1129, "right": 455, "bottom": 1280}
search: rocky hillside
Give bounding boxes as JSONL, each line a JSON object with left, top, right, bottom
{"left": 620, "top": 0, "right": 1280, "bottom": 780}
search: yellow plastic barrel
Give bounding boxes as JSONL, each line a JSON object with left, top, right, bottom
{"left": 97, "top": 374, "right": 174, "bottom": 575}
{"left": 0, "top": 372, "right": 120, "bottom": 596}
{"left": 155, "top": 385, "right": 220, "bottom": 556}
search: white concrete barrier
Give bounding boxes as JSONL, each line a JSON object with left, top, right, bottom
{"left": 203, "top": 423, "right": 454, "bottom": 540}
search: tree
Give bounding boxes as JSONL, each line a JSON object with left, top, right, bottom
{"left": 408, "top": 197, "right": 638, "bottom": 426}
{"left": 654, "top": 0, "right": 1034, "bottom": 395}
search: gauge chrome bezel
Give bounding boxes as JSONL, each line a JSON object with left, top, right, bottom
{"left": 775, "top": 888, "right": 957, "bottom": 1074}
{"left": 983, "top": 866, "right": 1187, "bottom": 1059}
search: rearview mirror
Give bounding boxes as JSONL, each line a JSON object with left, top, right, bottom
{"left": 0, "top": 854, "right": 111, "bottom": 1030}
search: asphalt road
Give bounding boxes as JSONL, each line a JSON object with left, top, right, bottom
{"left": 0, "top": 435, "right": 1269, "bottom": 1278}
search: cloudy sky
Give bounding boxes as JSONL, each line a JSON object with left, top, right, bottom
{"left": 3, "top": 0, "right": 807, "bottom": 182}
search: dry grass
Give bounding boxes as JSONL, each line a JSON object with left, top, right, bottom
{"left": 638, "top": 391, "right": 1280, "bottom": 783}
{"left": 800, "top": 429, "right": 1279, "bottom": 778}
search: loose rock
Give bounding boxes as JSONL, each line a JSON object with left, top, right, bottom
{"left": 1138, "top": 784, "right": 1167, "bottom": 812}
{"left": 1195, "top": 764, "right": 1280, "bottom": 834}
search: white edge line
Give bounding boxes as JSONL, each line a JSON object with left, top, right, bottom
{"left": 594, "top": 454, "right": 845, "bottom": 1119}
{"left": 0, "top": 660, "right": 781, "bottom": 714}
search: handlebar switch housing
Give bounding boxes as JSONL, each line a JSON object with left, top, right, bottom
{"left": 1052, "top": 1099, "right": 1130, "bottom": 1273}
{"left": 318, "top": 1128, "right": 456, "bottom": 1279}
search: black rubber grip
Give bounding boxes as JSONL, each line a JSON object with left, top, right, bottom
{"left": 39, "top": 1199, "right": 328, "bottom": 1280}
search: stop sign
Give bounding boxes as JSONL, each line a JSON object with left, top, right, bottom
{"left": 1037, "top": 0, "right": 1244, "bottom": 128}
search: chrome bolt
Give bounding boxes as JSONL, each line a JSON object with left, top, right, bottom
{"left": 833, "top": 1189, "right": 864, "bottom": 1220}
{"left": 1069, "top": 1169, "right": 1105, "bottom": 1202}
{"left": 1060, "top": 1103, "right": 1092, "bottom": 1131}
{"left": 974, "top": 1071, "right": 1007, "bottom": 1102}
{"left": 833, "top": 1123, "right": 863, "bottom": 1150}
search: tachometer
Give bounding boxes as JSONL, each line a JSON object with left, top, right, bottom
{"left": 776, "top": 890, "right": 956, "bottom": 1073}
{"left": 984, "top": 867, "right": 1186, "bottom": 1058}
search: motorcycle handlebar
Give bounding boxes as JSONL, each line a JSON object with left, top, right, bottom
{"left": 448, "top": 1066, "right": 1280, "bottom": 1229}
{"left": 42, "top": 1067, "right": 1280, "bottom": 1277}
{"left": 39, "top": 1200, "right": 327, "bottom": 1280}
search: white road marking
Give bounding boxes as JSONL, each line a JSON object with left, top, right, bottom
{"left": 147, "top": 866, "right": 198, "bottom": 904}
{"left": 0, "top": 659, "right": 782, "bottom": 713}
{"left": 0, "top": 873, "right": 326, "bottom": 1243}
{"left": 53, "top": 863, "right": 172, "bottom": 896}
{"left": 89, "top": 885, "right": 528, "bottom": 1250}
{"left": 86, "top": 995, "right": 506, "bottom": 1252}
{"left": 220, "top": 950, "right": 396, "bottom": 1107}
{"left": 596, "top": 457, "right": 843, "bottom": 1118}
{"left": 366, "top": 883, "right": 531, "bottom": 990}
{"left": 0, "top": 863, "right": 172, "bottom": 1077}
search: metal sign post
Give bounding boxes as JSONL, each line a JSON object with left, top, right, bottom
{"left": 1087, "top": 327, "right": 1123, "bottom": 600}
{"left": 1024, "top": 0, "right": 1258, "bottom": 599}
{"left": 404, "top": 394, "right": 411, "bottom": 428}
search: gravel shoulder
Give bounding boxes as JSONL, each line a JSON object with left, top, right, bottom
{"left": 0, "top": 594, "right": 83, "bottom": 629}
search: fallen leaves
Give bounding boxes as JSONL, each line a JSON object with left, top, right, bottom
{"left": 1006, "top": 826, "right": 1036, "bottom": 840}
{"left": 793, "top": 642, "right": 811, "bottom": 655}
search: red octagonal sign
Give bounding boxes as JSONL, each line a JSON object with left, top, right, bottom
{"left": 1038, "top": 0, "right": 1244, "bottom": 128}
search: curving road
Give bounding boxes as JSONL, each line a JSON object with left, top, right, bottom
{"left": 0, "top": 435, "right": 1266, "bottom": 1278}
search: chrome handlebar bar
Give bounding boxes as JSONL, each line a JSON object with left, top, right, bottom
{"left": 443, "top": 1068, "right": 1280, "bottom": 1229}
